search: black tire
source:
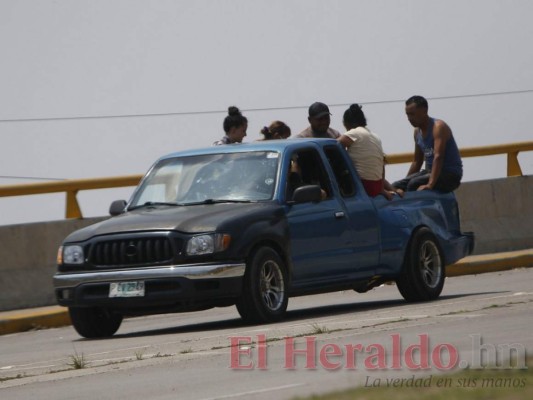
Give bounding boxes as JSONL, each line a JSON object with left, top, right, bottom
{"left": 396, "top": 228, "right": 445, "bottom": 302}
{"left": 69, "top": 307, "right": 123, "bottom": 338}
{"left": 236, "top": 247, "right": 288, "bottom": 323}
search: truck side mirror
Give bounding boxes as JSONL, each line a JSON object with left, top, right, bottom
{"left": 292, "top": 185, "right": 322, "bottom": 203}
{"left": 109, "top": 200, "right": 127, "bottom": 216}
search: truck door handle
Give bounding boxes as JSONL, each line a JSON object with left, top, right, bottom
{"left": 334, "top": 211, "right": 345, "bottom": 219}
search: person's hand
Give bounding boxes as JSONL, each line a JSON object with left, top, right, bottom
{"left": 381, "top": 190, "right": 394, "bottom": 201}
{"left": 394, "top": 188, "right": 405, "bottom": 197}
{"left": 417, "top": 184, "right": 432, "bottom": 191}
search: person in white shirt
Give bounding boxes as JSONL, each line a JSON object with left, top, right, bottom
{"left": 338, "top": 104, "right": 396, "bottom": 199}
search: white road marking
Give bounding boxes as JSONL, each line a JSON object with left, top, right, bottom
{"left": 198, "top": 383, "right": 305, "bottom": 400}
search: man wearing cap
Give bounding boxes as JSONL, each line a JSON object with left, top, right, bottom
{"left": 296, "top": 102, "right": 341, "bottom": 139}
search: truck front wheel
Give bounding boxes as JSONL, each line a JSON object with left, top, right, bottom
{"left": 236, "top": 247, "right": 288, "bottom": 323}
{"left": 396, "top": 228, "right": 445, "bottom": 302}
{"left": 69, "top": 307, "right": 123, "bottom": 338}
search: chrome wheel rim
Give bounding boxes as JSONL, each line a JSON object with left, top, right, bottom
{"left": 418, "top": 240, "right": 442, "bottom": 289}
{"left": 260, "top": 260, "right": 285, "bottom": 311}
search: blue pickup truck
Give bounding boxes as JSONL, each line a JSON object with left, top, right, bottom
{"left": 54, "top": 139, "right": 474, "bottom": 338}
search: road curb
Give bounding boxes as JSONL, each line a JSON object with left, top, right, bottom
{"left": 446, "top": 248, "right": 533, "bottom": 277}
{"left": 1, "top": 249, "right": 532, "bottom": 336}
{"left": 0, "top": 306, "right": 70, "bottom": 336}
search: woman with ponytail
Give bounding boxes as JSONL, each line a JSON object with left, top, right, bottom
{"left": 213, "top": 106, "right": 248, "bottom": 145}
{"left": 259, "top": 121, "right": 291, "bottom": 140}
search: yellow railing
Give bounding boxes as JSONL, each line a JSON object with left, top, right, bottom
{"left": 0, "top": 175, "right": 142, "bottom": 219}
{"left": 385, "top": 141, "right": 533, "bottom": 177}
{"left": 0, "top": 141, "right": 532, "bottom": 219}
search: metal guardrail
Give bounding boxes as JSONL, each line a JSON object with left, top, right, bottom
{"left": 385, "top": 141, "right": 533, "bottom": 177}
{"left": 0, "top": 175, "right": 142, "bottom": 219}
{"left": 0, "top": 141, "right": 532, "bottom": 219}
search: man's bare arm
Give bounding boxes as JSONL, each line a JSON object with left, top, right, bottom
{"left": 418, "top": 120, "right": 451, "bottom": 190}
{"left": 407, "top": 130, "right": 424, "bottom": 176}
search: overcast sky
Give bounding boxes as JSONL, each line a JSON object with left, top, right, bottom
{"left": 1, "top": 0, "right": 532, "bottom": 225}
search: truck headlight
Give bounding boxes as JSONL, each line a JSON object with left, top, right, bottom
{"left": 186, "top": 234, "right": 231, "bottom": 256}
{"left": 61, "top": 245, "right": 85, "bottom": 265}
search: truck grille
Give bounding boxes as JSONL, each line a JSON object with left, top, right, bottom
{"left": 89, "top": 237, "right": 174, "bottom": 267}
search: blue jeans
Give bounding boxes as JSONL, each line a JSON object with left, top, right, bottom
{"left": 392, "top": 169, "right": 461, "bottom": 192}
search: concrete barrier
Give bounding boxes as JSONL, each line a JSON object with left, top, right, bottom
{"left": 0, "top": 217, "right": 105, "bottom": 311}
{"left": 0, "top": 176, "right": 531, "bottom": 312}
{"left": 455, "top": 176, "right": 532, "bottom": 254}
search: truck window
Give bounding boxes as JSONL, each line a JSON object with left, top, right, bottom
{"left": 324, "top": 145, "right": 356, "bottom": 197}
{"left": 286, "top": 148, "right": 332, "bottom": 200}
{"left": 131, "top": 152, "right": 279, "bottom": 206}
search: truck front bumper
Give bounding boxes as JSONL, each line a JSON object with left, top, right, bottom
{"left": 53, "top": 262, "right": 245, "bottom": 310}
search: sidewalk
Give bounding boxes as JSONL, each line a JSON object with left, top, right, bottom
{"left": 1, "top": 249, "right": 532, "bottom": 336}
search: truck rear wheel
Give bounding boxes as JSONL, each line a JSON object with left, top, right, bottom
{"left": 396, "top": 228, "right": 445, "bottom": 302}
{"left": 69, "top": 307, "right": 123, "bottom": 338}
{"left": 236, "top": 247, "right": 288, "bottom": 323}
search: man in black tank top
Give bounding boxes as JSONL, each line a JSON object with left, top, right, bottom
{"left": 392, "top": 95, "right": 463, "bottom": 193}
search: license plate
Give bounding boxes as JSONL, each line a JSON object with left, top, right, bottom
{"left": 109, "top": 281, "right": 145, "bottom": 298}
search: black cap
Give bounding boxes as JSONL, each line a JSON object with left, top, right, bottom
{"left": 308, "top": 102, "right": 331, "bottom": 118}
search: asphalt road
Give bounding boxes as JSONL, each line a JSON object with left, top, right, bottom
{"left": 1, "top": 268, "right": 532, "bottom": 399}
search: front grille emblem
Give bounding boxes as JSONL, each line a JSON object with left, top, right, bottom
{"left": 125, "top": 244, "right": 137, "bottom": 257}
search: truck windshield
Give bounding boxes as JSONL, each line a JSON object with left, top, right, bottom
{"left": 130, "top": 151, "right": 280, "bottom": 207}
